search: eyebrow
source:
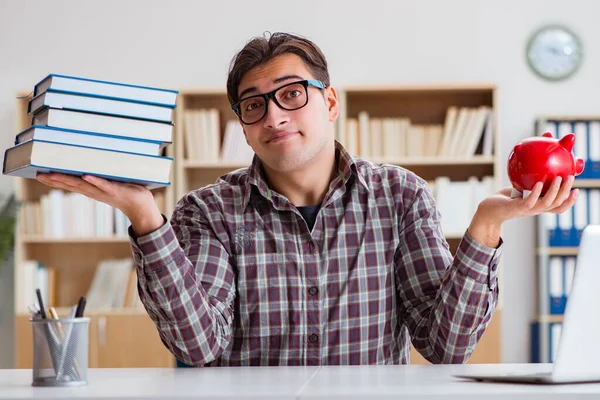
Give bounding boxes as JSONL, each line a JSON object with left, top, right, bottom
{"left": 238, "top": 74, "right": 305, "bottom": 100}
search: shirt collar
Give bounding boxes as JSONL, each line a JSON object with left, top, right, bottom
{"left": 242, "top": 140, "right": 370, "bottom": 210}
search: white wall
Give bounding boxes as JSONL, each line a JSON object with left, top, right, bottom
{"left": 1, "top": 0, "right": 599, "bottom": 366}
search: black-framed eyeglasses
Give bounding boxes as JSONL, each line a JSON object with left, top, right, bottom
{"left": 232, "top": 79, "right": 327, "bottom": 125}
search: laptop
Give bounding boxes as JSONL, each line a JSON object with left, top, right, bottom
{"left": 455, "top": 224, "right": 600, "bottom": 384}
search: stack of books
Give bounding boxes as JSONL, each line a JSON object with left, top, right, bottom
{"left": 2, "top": 74, "right": 178, "bottom": 189}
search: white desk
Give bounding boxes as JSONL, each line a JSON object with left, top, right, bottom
{"left": 2, "top": 364, "right": 600, "bottom": 400}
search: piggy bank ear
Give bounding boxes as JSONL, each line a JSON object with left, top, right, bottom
{"left": 542, "top": 132, "right": 554, "bottom": 138}
{"left": 559, "top": 133, "right": 575, "bottom": 152}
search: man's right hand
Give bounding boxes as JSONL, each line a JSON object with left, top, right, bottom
{"left": 36, "top": 173, "right": 165, "bottom": 237}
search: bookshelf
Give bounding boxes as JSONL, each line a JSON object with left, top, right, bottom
{"left": 532, "top": 116, "right": 600, "bottom": 363}
{"left": 173, "top": 89, "right": 246, "bottom": 201}
{"left": 13, "top": 83, "right": 503, "bottom": 367}
{"left": 12, "top": 94, "right": 175, "bottom": 368}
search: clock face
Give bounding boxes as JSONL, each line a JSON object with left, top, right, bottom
{"left": 526, "top": 25, "right": 583, "bottom": 81}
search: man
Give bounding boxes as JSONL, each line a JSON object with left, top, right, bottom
{"left": 37, "top": 32, "right": 578, "bottom": 366}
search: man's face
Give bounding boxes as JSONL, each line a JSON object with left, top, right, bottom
{"left": 237, "top": 53, "right": 338, "bottom": 173}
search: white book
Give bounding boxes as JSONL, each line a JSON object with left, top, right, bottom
{"left": 29, "top": 90, "right": 174, "bottom": 123}
{"left": 16, "top": 125, "right": 163, "bottom": 156}
{"left": 34, "top": 74, "right": 178, "bottom": 106}
{"left": 48, "top": 190, "right": 64, "bottom": 238}
{"left": 446, "top": 108, "right": 470, "bottom": 157}
{"left": 557, "top": 201, "right": 573, "bottom": 231}
{"left": 573, "top": 121, "right": 588, "bottom": 162}
{"left": 551, "top": 323, "right": 562, "bottom": 363}
{"left": 208, "top": 108, "right": 221, "bottom": 162}
{"left": 464, "top": 107, "right": 490, "bottom": 157}
{"left": 564, "top": 257, "right": 576, "bottom": 296}
{"left": 481, "top": 110, "right": 495, "bottom": 156}
{"left": 369, "top": 119, "right": 383, "bottom": 158}
{"left": 558, "top": 121, "right": 572, "bottom": 139}
{"left": 438, "top": 107, "right": 458, "bottom": 156}
{"left": 589, "top": 122, "right": 600, "bottom": 162}
{"left": 381, "top": 119, "right": 396, "bottom": 159}
{"left": 549, "top": 257, "right": 563, "bottom": 298}
{"left": 4, "top": 140, "right": 172, "bottom": 189}
{"left": 573, "top": 188, "right": 588, "bottom": 230}
{"left": 358, "top": 111, "right": 370, "bottom": 158}
{"left": 541, "top": 120, "right": 556, "bottom": 136}
{"left": 33, "top": 108, "right": 173, "bottom": 144}
{"left": 544, "top": 212, "right": 558, "bottom": 232}
{"left": 346, "top": 119, "right": 359, "bottom": 156}
{"left": 589, "top": 190, "right": 600, "bottom": 225}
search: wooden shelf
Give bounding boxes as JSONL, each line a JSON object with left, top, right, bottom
{"left": 574, "top": 179, "right": 600, "bottom": 188}
{"left": 342, "top": 83, "right": 497, "bottom": 93}
{"left": 21, "top": 236, "right": 131, "bottom": 244}
{"left": 538, "top": 115, "right": 600, "bottom": 121}
{"left": 537, "top": 247, "right": 579, "bottom": 256}
{"left": 536, "top": 314, "right": 564, "bottom": 323}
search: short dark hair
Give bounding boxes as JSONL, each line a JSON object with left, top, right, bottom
{"left": 226, "top": 32, "right": 330, "bottom": 105}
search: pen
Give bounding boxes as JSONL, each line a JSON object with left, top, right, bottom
{"left": 75, "top": 297, "right": 86, "bottom": 318}
{"left": 48, "top": 307, "right": 64, "bottom": 338}
{"left": 35, "top": 288, "right": 47, "bottom": 319}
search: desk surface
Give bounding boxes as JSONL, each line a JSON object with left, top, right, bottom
{"left": 2, "top": 364, "right": 600, "bottom": 399}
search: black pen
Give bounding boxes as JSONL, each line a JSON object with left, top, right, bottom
{"left": 75, "top": 296, "right": 86, "bottom": 318}
{"left": 35, "top": 288, "right": 47, "bottom": 319}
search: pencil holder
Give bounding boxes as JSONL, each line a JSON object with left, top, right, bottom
{"left": 31, "top": 317, "right": 90, "bottom": 387}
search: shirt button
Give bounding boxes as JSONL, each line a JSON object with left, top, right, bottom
{"left": 308, "top": 286, "right": 319, "bottom": 296}
{"left": 309, "top": 333, "right": 319, "bottom": 343}
{"left": 491, "top": 263, "right": 497, "bottom": 272}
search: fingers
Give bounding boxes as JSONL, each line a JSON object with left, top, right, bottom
{"left": 523, "top": 181, "right": 544, "bottom": 209}
{"left": 548, "top": 175, "right": 575, "bottom": 209}
{"left": 537, "top": 176, "right": 564, "bottom": 209}
{"left": 81, "top": 175, "right": 117, "bottom": 195}
{"left": 37, "top": 173, "right": 104, "bottom": 198}
{"left": 548, "top": 188, "right": 579, "bottom": 214}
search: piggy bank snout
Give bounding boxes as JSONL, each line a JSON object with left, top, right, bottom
{"left": 576, "top": 157, "right": 585, "bottom": 175}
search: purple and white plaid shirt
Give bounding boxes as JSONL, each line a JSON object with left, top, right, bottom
{"left": 129, "top": 141, "right": 502, "bottom": 366}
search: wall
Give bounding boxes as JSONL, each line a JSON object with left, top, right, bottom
{"left": 1, "top": 0, "right": 598, "bottom": 366}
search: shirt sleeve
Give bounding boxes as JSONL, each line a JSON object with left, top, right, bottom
{"left": 128, "top": 194, "right": 236, "bottom": 366}
{"left": 395, "top": 179, "right": 502, "bottom": 364}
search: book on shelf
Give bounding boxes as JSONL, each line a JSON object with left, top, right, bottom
{"left": 86, "top": 258, "right": 143, "bottom": 309}
{"left": 3, "top": 73, "right": 177, "bottom": 188}
{"left": 183, "top": 108, "right": 254, "bottom": 163}
{"left": 339, "top": 106, "right": 494, "bottom": 160}
{"left": 34, "top": 73, "right": 178, "bottom": 106}
{"left": 3, "top": 140, "right": 172, "bottom": 190}
{"left": 15, "top": 125, "right": 165, "bottom": 156}
{"left": 530, "top": 320, "right": 563, "bottom": 363}
{"left": 432, "top": 175, "right": 496, "bottom": 236}
{"left": 33, "top": 108, "right": 174, "bottom": 144}
{"left": 17, "top": 260, "right": 57, "bottom": 313}
{"left": 17, "top": 188, "right": 164, "bottom": 238}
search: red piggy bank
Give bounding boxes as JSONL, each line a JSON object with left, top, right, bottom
{"left": 507, "top": 132, "right": 585, "bottom": 195}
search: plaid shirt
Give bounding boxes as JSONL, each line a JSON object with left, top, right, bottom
{"left": 130, "top": 141, "right": 502, "bottom": 366}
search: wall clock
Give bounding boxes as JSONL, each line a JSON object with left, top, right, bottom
{"left": 526, "top": 25, "right": 583, "bottom": 81}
